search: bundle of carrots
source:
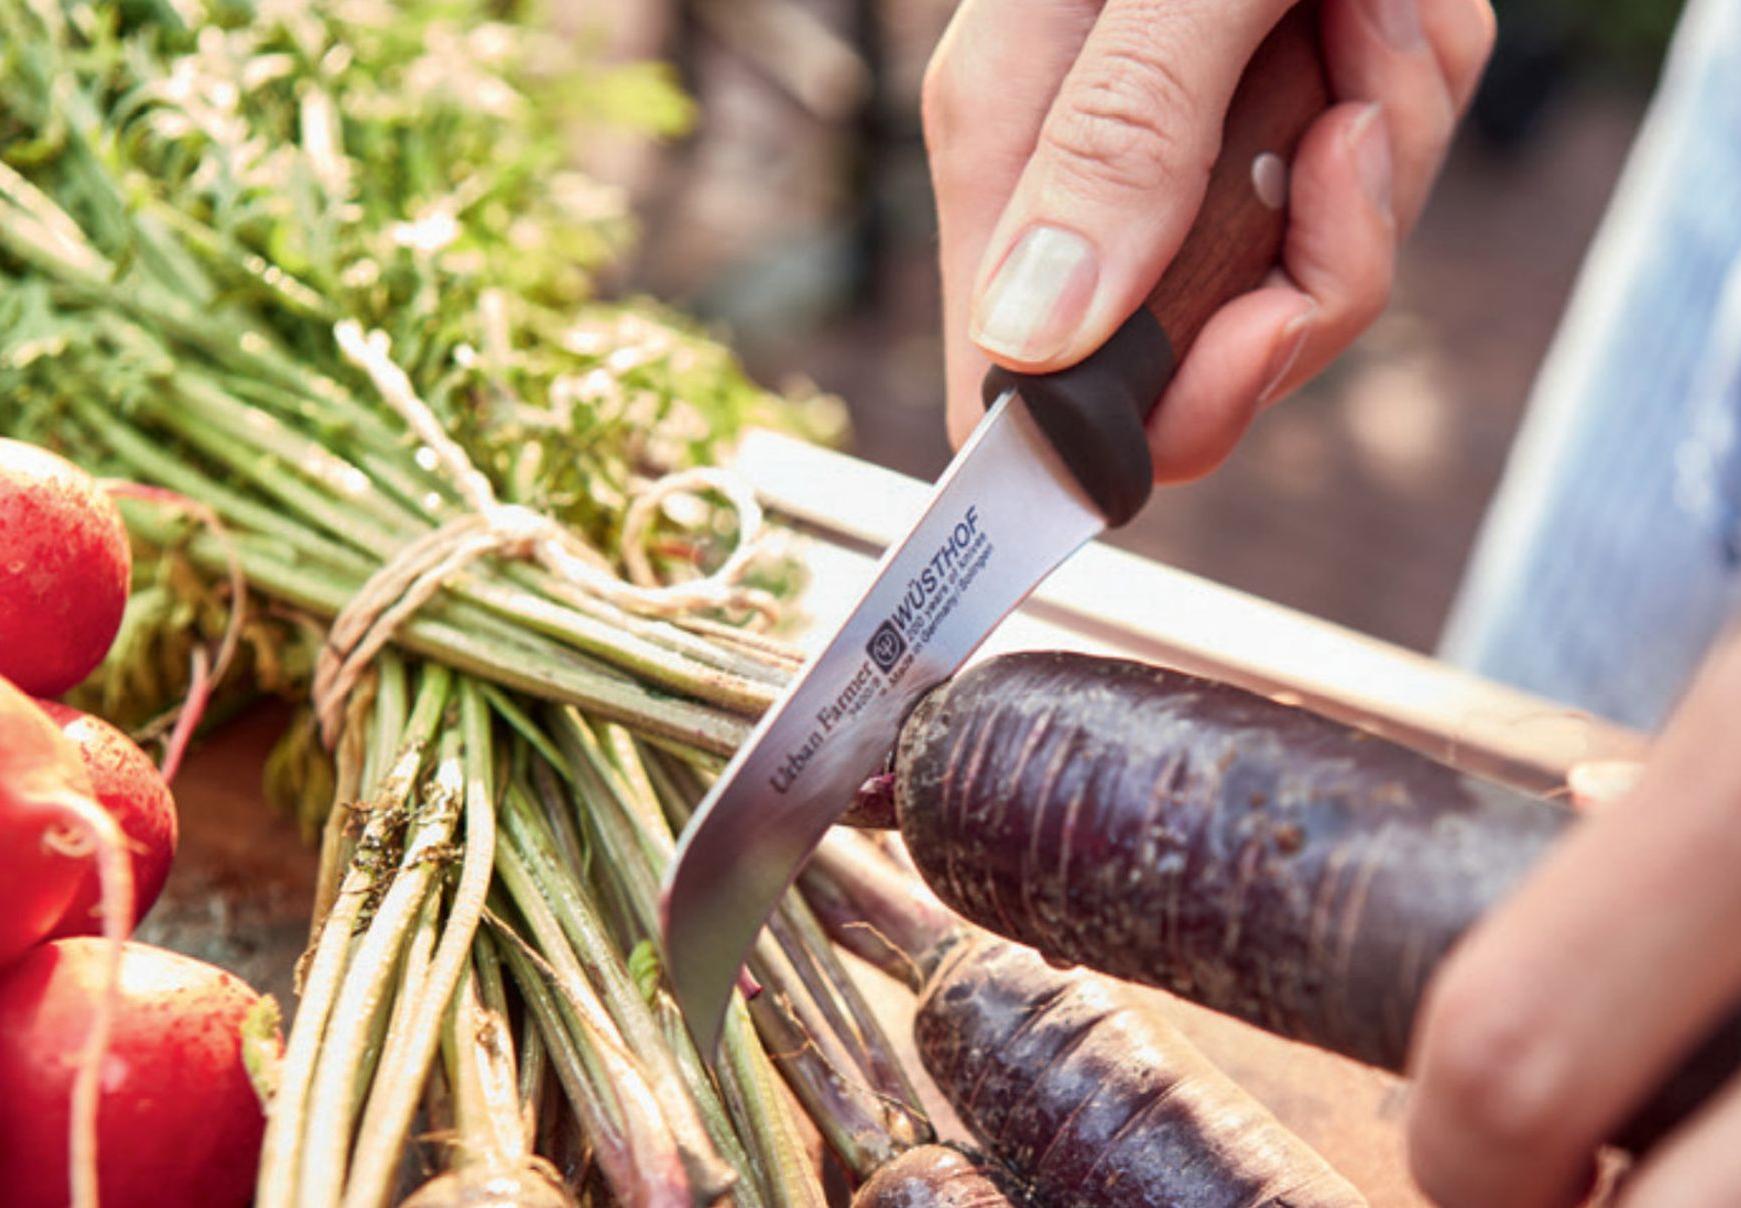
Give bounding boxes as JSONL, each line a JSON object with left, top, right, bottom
{"left": 0, "top": 3, "right": 900, "bottom": 1202}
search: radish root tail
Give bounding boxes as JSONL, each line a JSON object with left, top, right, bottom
{"left": 101, "top": 481, "right": 248, "bottom": 784}
{"left": 51, "top": 790, "right": 134, "bottom": 1208}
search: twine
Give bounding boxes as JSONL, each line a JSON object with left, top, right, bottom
{"left": 313, "top": 321, "right": 772, "bottom": 746}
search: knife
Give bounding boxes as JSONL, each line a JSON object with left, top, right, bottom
{"left": 661, "top": 4, "right": 1332, "bottom": 1054}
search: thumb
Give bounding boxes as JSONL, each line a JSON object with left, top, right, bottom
{"left": 969, "top": 0, "right": 1296, "bottom": 371}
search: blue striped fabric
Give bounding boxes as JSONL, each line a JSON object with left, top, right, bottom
{"left": 1439, "top": 0, "right": 1741, "bottom": 731}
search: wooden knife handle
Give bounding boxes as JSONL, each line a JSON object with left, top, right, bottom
{"left": 983, "top": 2, "right": 1330, "bottom": 525}
{"left": 1144, "top": 2, "right": 1329, "bottom": 353}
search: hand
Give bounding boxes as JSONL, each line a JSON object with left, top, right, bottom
{"left": 1408, "top": 633, "right": 1741, "bottom": 1205}
{"left": 922, "top": 0, "right": 1494, "bottom": 479}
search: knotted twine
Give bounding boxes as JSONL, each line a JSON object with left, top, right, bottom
{"left": 313, "top": 320, "right": 771, "bottom": 747}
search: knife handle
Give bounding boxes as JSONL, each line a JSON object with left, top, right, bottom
{"left": 982, "top": 1, "right": 1331, "bottom": 526}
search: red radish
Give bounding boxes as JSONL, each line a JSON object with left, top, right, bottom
{"left": 0, "top": 438, "right": 131, "bottom": 697}
{"left": 0, "top": 680, "right": 109, "bottom": 964}
{"left": 37, "top": 701, "right": 178, "bottom": 939}
{"left": 0, "top": 938, "right": 270, "bottom": 1208}
{"left": 0, "top": 676, "right": 133, "bottom": 1208}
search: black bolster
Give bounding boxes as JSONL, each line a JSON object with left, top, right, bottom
{"left": 980, "top": 308, "right": 1176, "bottom": 528}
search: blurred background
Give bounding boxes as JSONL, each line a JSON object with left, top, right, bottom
{"left": 573, "top": 0, "right": 1684, "bottom": 653}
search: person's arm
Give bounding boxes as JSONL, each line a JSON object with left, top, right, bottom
{"left": 1409, "top": 629, "right": 1741, "bottom": 1206}
{"left": 923, "top": 0, "right": 1494, "bottom": 478}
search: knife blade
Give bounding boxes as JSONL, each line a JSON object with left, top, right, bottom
{"left": 663, "top": 388, "right": 1105, "bottom": 1051}
{"left": 662, "top": 3, "right": 1331, "bottom": 1054}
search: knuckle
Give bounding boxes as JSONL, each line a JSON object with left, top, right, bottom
{"left": 1040, "top": 42, "right": 1206, "bottom": 196}
{"left": 1300, "top": 244, "right": 1393, "bottom": 325}
{"left": 1414, "top": 967, "right": 1573, "bottom": 1158}
{"left": 1284, "top": 229, "right": 1393, "bottom": 328}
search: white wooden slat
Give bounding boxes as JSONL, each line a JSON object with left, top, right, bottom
{"left": 734, "top": 429, "right": 1648, "bottom": 788}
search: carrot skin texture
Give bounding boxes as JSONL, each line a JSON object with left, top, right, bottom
{"left": 806, "top": 826, "right": 1360, "bottom": 1203}
{"left": 0, "top": 938, "right": 270, "bottom": 1208}
{"left": 915, "top": 934, "right": 1364, "bottom": 1208}
{"left": 852, "top": 1145, "right": 1025, "bottom": 1207}
{"left": 894, "top": 651, "right": 1740, "bottom": 1152}
{"left": 897, "top": 652, "right": 1567, "bottom": 1068}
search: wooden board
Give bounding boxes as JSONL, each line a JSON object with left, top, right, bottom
{"left": 159, "top": 435, "right": 1649, "bottom": 1206}
{"left": 139, "top": 702, "right": 316, "bottom": 1017}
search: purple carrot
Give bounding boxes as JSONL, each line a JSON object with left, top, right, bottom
{"left": 889, "top": 650, "right": 1738, "bottom": 1152}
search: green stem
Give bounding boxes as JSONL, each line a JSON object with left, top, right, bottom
{"left": 297, "top": 729, "right": 465, "bottom": 1207}
{"left": 746, "top": 935, "right": 901, "bottom": 1178}
{"left": 456, "top": 575, "right": 780, "bottom": 715}
{"left": 650, "top": 995, "right": 767, "bottom": 1208}
{"left": 137, "top": 388, "right": 408, "bottom": 560}
{"left": 117, "top": 499, "right": 755, "bottom": 754}
{"left": 87, "top": 357, "right": 794, "bottom": 702}
{"left": 440, "top": 957, "right": 524, "bottom": 1168}
{"left": 257, "top": 666, "right": 452, "bottom": 1208}
{"left": 355, "top": 887, "right": 441, "bottom": 1134}
{"left": 546, "top": 710, "right": 668, "bottom": 929}
{"left": 491, "top": 927, "right": 546, "bottom": 1145}
{"left": 515, "top": 746, "right": 779, "bottom": 1207}
{"left": 500, "top": 784, "right": 734, "bottom": 1200}
{"left": 493, "top": 841, "right": 704, "bottom": 1191}
{"left": 165, "top": 372, "right": 430, "bottom": 539}
{"left": 343, "top": 681, "right": 504, "bottom": 1208}
{"left": 539, "top": 714, "right": 827, "bottom": 1207}
{"left": 311, "top": 663, "right": 400, "bottom": 936}
{"left": 770, "top": 897, "right": 932, "bottom": 1145}
{"left": 528, "top": 757, "right": 638, "bottom": 956}
{"left": 486, "top": 908, "right": 693, "bottom": 1206}
{"left": 800, "top": 832, "right": 958, "bottom": 990}
{"left": 514, "top": 564, "right": 792, "bottom": 687}
{"left": 87, "top": 354, "right": 795, "bottom": 705}
{"left": 717, "top": 1000, "right": 828, "bottom": 1208}
{"left": 73, "top": 396, "right": 369, "bottom": 573}
{"left": 207, "top": 367, "right": 455, "bottom": 516}
{"left": 481, "top": 686, "right": 569, "bottom": 779}
{"left": 145, "top": 200, "right": 335, "bottom": 322}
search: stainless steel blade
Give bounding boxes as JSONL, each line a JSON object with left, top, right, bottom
{"left": 661, "top": 388, "right": 1108, "bottom": 1053}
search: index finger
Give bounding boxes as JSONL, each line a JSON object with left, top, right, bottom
{"left": 923, "top": 0, "right": 1104, "bottom": 449}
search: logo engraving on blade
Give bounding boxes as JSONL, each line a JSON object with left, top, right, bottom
{"left": 866, "top": 621, "right": 905, "bottom": 672}
{"left": 769, "top": 503, "right": 991, "bottom": 797}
